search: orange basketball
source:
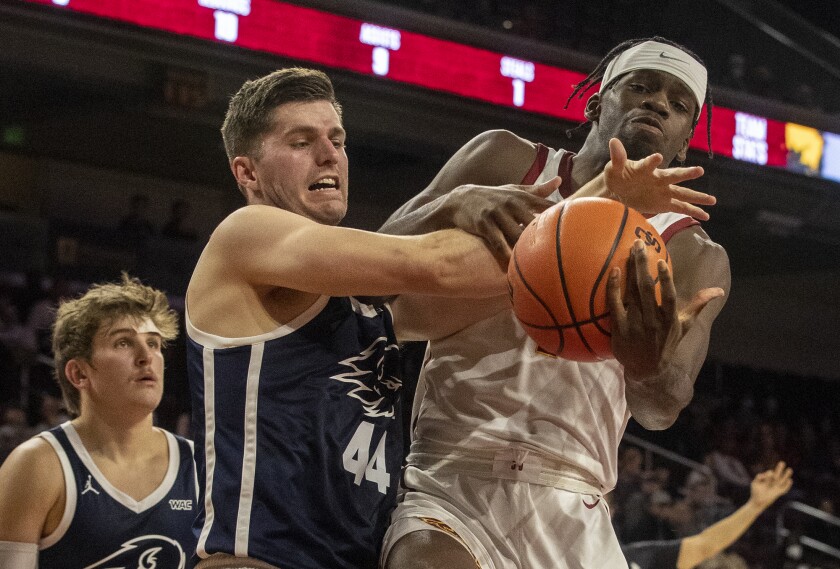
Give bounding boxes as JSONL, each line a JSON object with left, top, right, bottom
{"left": 507, "top": 197, "right": 671, "bottom": 362}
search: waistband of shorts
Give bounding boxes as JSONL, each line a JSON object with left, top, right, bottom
{"left": 407, "top": 443, "right": 604, "bottom": 496}
{"left": 195, "top": 553, "right": 283, "bottom": 569}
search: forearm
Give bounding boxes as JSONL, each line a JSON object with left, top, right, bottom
{"left": 677, "top": 501, "right": 764, "bottom": 569}
{"left": 624, "top": 361, "right": 694, "bottom": 430}
{"left": 379, "top": 191, "right": 456, "bottom": 236}
{"left": 416, "top": 229, "right": 506, "bottom": 297}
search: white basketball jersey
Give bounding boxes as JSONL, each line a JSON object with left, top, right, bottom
{"left": 408, "top": 147, "right": 698, "bottom": 491}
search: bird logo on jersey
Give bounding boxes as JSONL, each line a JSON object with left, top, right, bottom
{"left": 85, "top": 535, "right": 186, "bottom": 569}
{"left": 331, "top": 336, "right": 401, "bottom": 418}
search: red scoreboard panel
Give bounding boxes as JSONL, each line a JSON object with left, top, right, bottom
{"left": 15, "top": 0, "right": 839, "bottom": 180}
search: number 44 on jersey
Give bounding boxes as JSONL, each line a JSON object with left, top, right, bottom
{"left": 342, "top": 421, "right": 390, "bottom": 494}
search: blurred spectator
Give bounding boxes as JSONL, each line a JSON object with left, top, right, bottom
{"left": 118, "top": 193, "right": 155, "bottom": 238}
{"left": 0, "top": 404, "right": 32, "bottom": 463}
{"left": 721, "top": 53, "right": 748, "bottom": 92}
{"left": 662, "top": 470, "right": 734, "bottom": 538}
{"left": 32, "top": 393, "right": 69, "bottom": 433}
{"left": 705, "top": 419, "right": 752, "bottom": 503}
{"left": 622, "top": 468, "right": 674, "bottom": 542}
{"left": 162, "top": 199, "right": 198, "bottom": 241}
{"left": 750, "top": 421, "right": 784, "bottom": 475}
{"left": 614, "top": 446, "right": 645, "bottom": 505}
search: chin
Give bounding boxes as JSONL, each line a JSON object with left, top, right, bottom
{"left": 622, "top": 139, "right": 661, "bottom": 162}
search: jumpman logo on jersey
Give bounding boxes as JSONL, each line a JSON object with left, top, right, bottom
{"left": 82, "top": 474, "right": 100, "bottom": 495}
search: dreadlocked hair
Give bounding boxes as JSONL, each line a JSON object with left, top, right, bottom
{"left": 564, "top": 36, "right": 714, "bottom": 158}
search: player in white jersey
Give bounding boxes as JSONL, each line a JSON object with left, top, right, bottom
{"left": 380, "top": 37, "right": 731, "bottom": 569}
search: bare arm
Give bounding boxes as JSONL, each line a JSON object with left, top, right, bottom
{"left": 609, "top": 227, "right": 731, "bottom": 429}
{"left": 382, "top": 129, "right": 539, "bottom": 229}
{"left": 0, "top": 437, "right": 64, "bottom": 543}
{"left": 677, "top": 462, "right": 793, "bottom": 569}
{"left": 209, "top": 204, "right": 506, "bottom": 298}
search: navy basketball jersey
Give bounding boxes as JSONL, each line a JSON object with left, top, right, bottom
{"left": 38, "top": 422, "right": 198, "bottom": 569}
{"left": 187, "top": 296, "right": 403, "bottom": 569}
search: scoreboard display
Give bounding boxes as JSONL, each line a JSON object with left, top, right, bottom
{"left": 18, "top": 0, "right": 840, "bottom": 183}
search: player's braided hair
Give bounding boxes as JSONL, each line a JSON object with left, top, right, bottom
{"left": 564, "top": 36, "right": 714, "bottom": 158}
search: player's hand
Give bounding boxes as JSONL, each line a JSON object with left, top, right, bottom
{"left": 604, "top": 138, "right": 714, "bottom": 221}
{"left": 749, "top": 461, "right": 793, "bottom": 510}
{"left": 445, "top": 177, "right": 561, "bottom": 265}
{"left": 607, "top": 240, "right": 724, "bottom": 378}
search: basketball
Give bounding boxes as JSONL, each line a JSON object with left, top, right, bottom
{"left": 507, "top": 197, "right": 671, "bottom": 362}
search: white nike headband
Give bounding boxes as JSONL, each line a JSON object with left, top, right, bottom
{"left": 599, "top": 41, "right": 707, "bottom": 112}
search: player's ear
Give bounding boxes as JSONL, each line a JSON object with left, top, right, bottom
{"left": 584, "top": 93, "right": 602, "bottom": 122}
{"left": 677, "top": 131, "right": 692, "bottom": 163}
{"left": 65, "top": 359, "right": 88, "bottom": 389}
{"left": 231, "top": 156, "right": 263, "bottom": 204}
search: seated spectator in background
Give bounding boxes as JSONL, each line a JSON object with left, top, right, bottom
{"left": 0, "top": 274, "right": 197, "bottom": 569}
{"left": 750, "top": 421, "right": 783, "bottom": 476}
{"left": 32, "top": 393, "right": 68, "bottom": 433}
{"left": 0, "top": 405, "right": 32, "bottom": 464}
{"left": 162, "top": 199, "right": 198, "bottom": 241}
{"left": 615, "top": 446, "right": 646, "bottom": 505}
{"left": 118, "top": 193, "right": 155, "bottom": 238}
{"left": 622, "top": 462, "right": 792, "bottom": 569}
{"left": 663, "top": 470, "right": 734, "bottom": 538}
{"left": 704, "top": 419, "right": 752, "bottom": 503}
{"left": 622, "top": 468, "right": 675, "bottom": 542}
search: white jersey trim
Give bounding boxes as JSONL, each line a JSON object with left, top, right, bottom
{"left": 58, "top": 422, "right": 180, "bottom": 514}
{"left": 197, "top": 347, "right": 217, "bottom": 559}
{"left": 185, "top": 295, "right": 330, "bottom": 349}
{"left": 37, "top": 431, "right": 77, "bottom": 549}
{"left": 234, "top": 341, "right": 264, "bottom": 556}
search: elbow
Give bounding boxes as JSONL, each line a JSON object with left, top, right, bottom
{"left": 628, "top": 387, "right": 693, "bottom": 431}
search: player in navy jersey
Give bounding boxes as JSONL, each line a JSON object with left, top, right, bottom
{"left": 185, "top": 67, "right": 554, "bottom": 569}
{"left": 379, "top": 38, "right": 731, "bottom": 569}
{"left": 0, "top": 274, "right": 198, "bottom": 569}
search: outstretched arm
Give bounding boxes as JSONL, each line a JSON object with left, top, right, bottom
{"left": 677, "top": 462, "right": 793, "bottom": 569}
{"left": 208, "top": 204, "right": 507, "bottom": 299}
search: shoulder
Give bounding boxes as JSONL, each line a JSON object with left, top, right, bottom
{"left": 0, "top": 435, "right": 64, "bottom": 502}
{"left": 461, "top": 129, "right": 538, "bottom": 163}
{"left": 211, "top": 205, "right": 305, "bottom": 245}
{"left": 447, "top": 130, "right": 541, "bottom": 185}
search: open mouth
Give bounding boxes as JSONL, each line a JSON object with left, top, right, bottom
{"left": 308, "top": 177, "right": 339, "bottom": 191}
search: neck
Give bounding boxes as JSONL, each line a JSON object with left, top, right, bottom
{"left": 569, "top": 134, "right": 611, "bottom": 192}
{"left": 72, "top": 408, "right": 157, "bottom": 458}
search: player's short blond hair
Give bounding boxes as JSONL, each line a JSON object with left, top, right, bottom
{"left": 52, "top": 273, "right": 178, "bottom": 417}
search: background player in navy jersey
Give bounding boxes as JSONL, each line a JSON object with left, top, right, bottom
{"left": 0, "top": 274, "right": 197, "bottom": 569}
{"left": 379, "top": 38, "right": 731, "bottom": 568}
{"left": 185, "top": 66, "right": 714, "bottom": 569}
{"left": 622, "top": 462, "right": 793, "bottom": 569}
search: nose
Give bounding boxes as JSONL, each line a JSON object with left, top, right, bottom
{"left": 315, "top": 137, "right": 340, "bottom": 166}
{"left": 135, "top": 343, "right": 153, "bottom": 364}
{"left": 641, "top": 91, "right": 670, "bottom": 118}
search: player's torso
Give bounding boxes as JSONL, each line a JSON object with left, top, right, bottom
{"left": 37, "top": 422, "right": 197, "bottom": 569}
{"left": 411, "top": 147, "right": 699, "bottom": 491}
{"left": 187, "top": 296, "right": 403, "bottom": 569}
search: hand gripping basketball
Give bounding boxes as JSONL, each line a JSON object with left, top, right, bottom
{"left": 507, "top": 197, "right": 670, "bottom": 361}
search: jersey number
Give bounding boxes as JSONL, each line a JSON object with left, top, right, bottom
{"left": 342, "top": 421, "right": 390, "bottom": 494}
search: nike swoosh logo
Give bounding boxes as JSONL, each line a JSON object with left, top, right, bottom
{"left": 659, "top": 51, "right": 687, "bottom": 63}
{"left": 583, "top": 497, "right": 601, "bottom": 509}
